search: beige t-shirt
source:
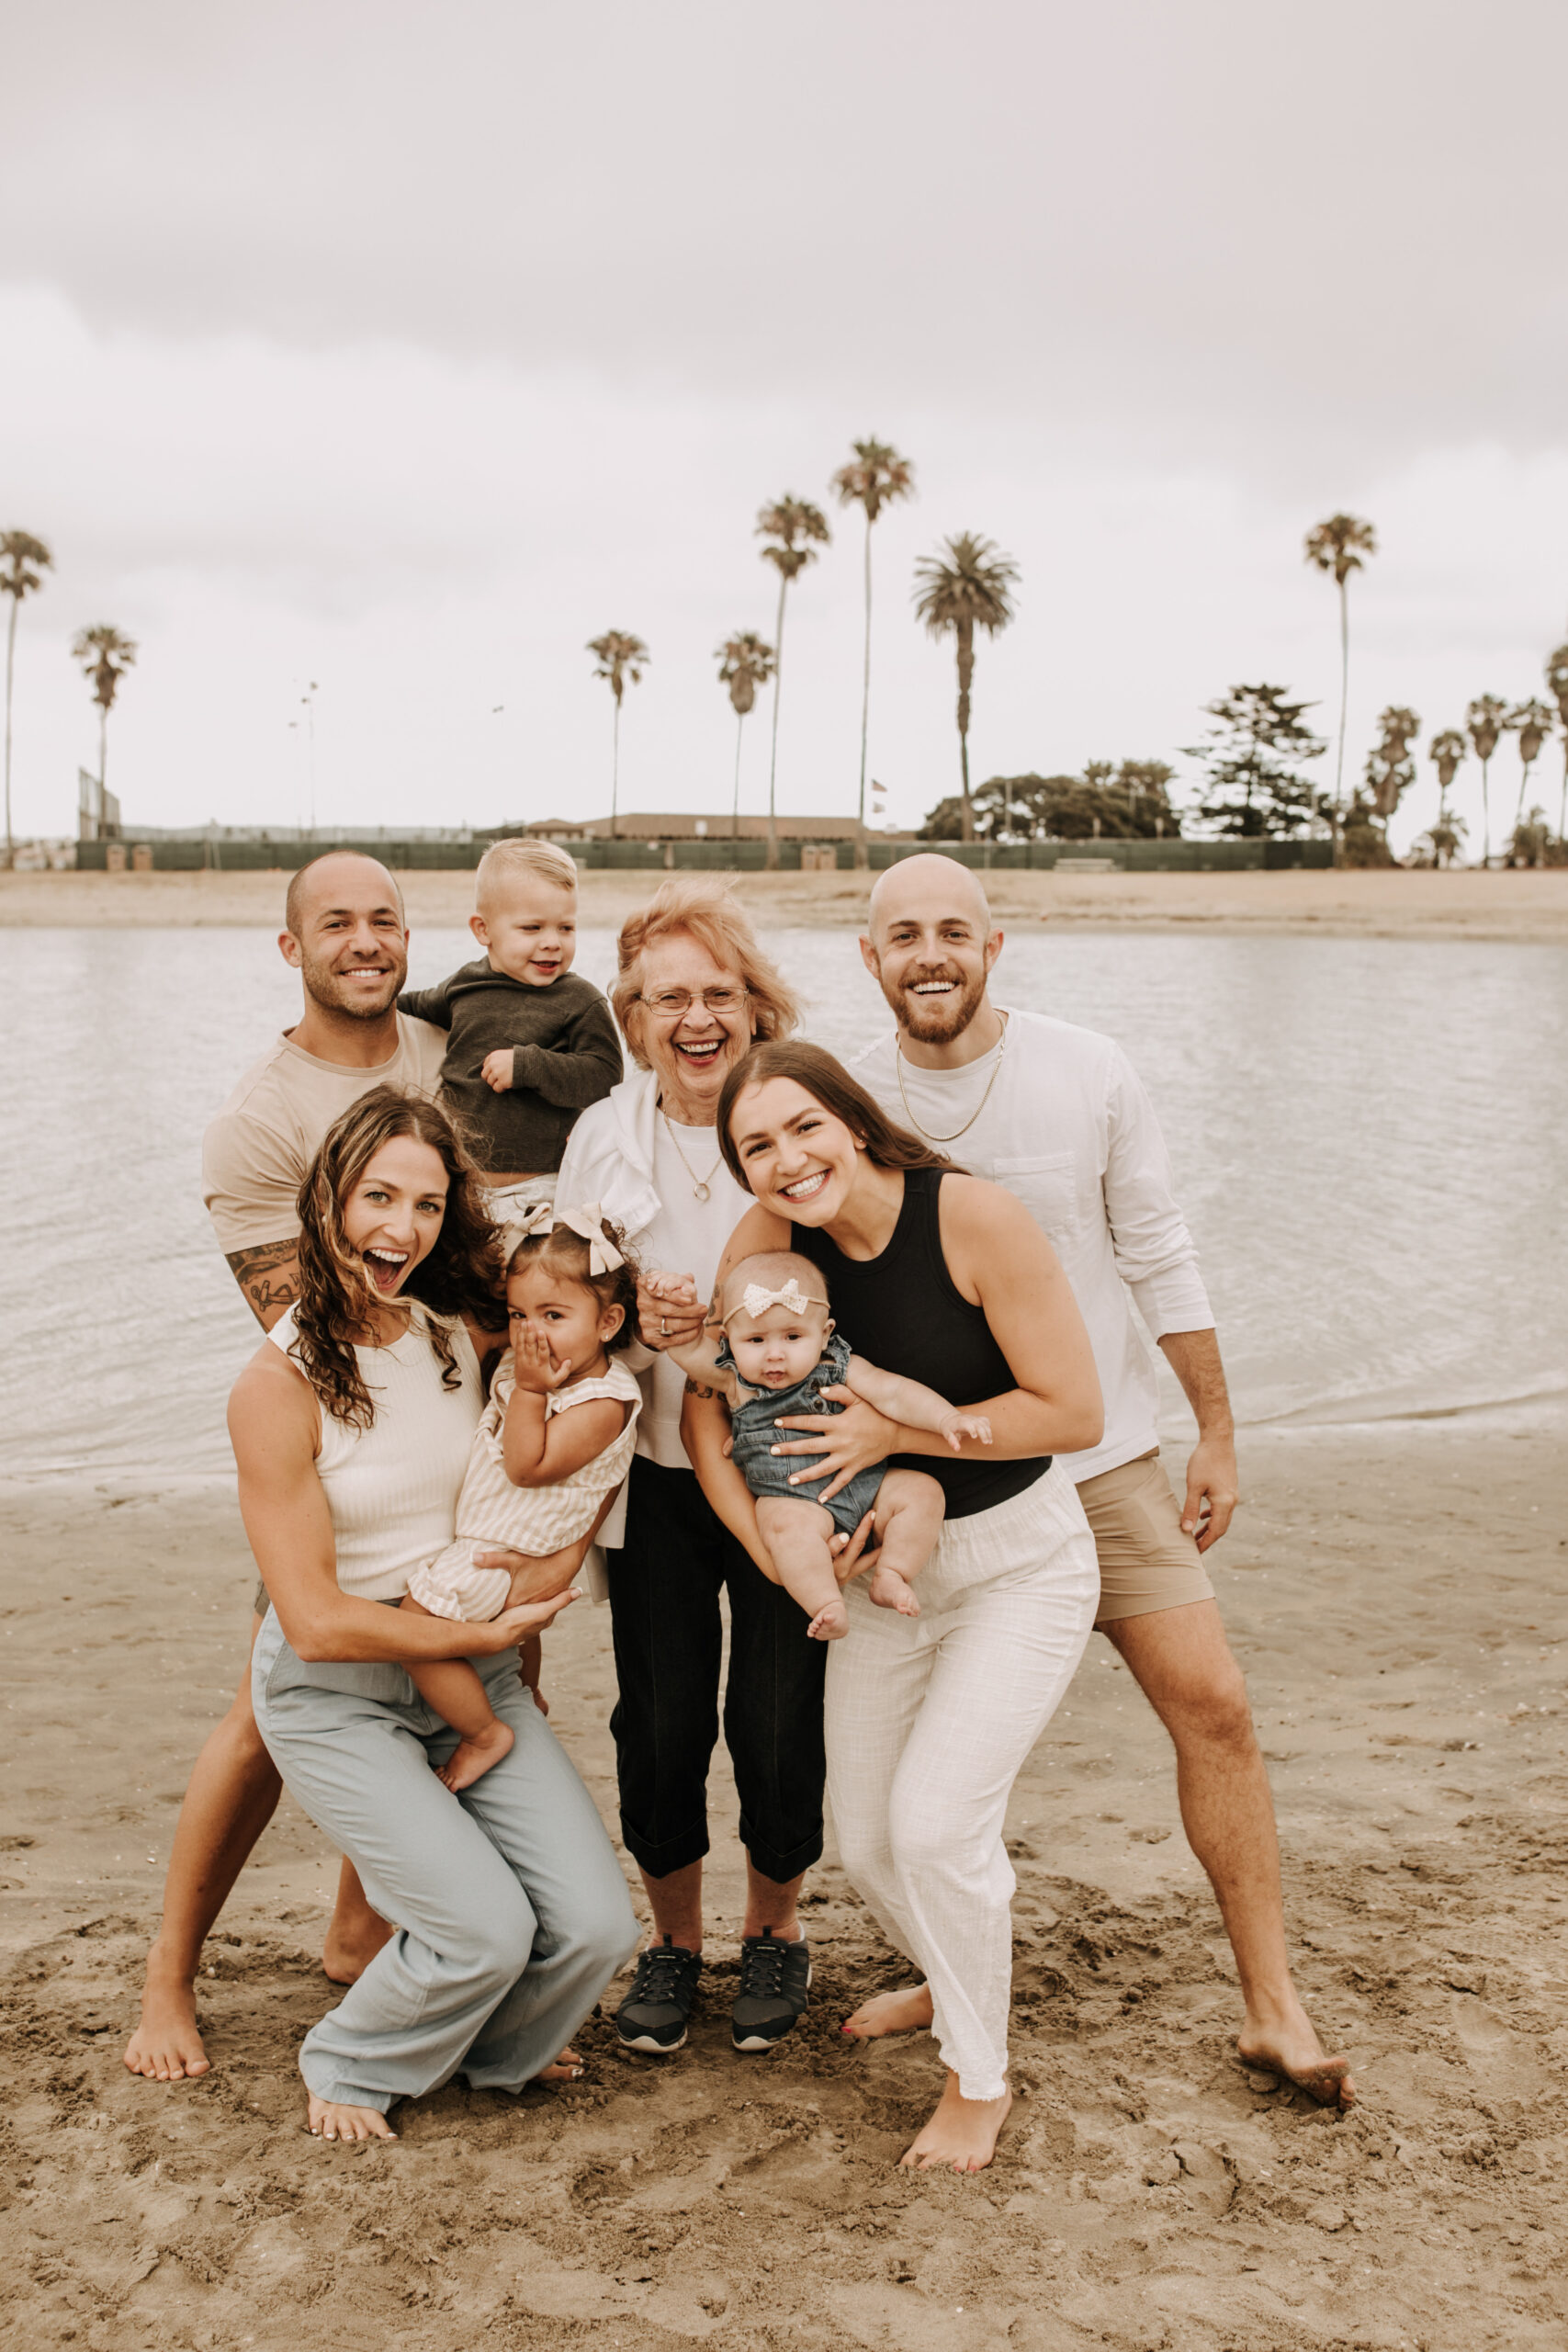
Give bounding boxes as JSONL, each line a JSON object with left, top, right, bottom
{"left": 202, "top": 1015, "right": 447, "bottom": 1253}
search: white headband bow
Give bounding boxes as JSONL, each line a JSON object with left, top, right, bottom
{"left": 725, "top": 1278, "right": 829, "bottom": 1326}
{"left": 510, "top": 1200, "right": 626, "bottom": 1277}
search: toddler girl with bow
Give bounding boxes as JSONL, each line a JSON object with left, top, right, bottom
{"left": 399, "top": 1204, "right": 643, "bottom": 1789}
{"left": 649, "top": 1250, "right": 991, "bottom": 1641}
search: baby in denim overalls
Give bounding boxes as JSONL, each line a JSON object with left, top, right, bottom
{"left": 653, "top": 1250, "right": 993, "bottom": 1640}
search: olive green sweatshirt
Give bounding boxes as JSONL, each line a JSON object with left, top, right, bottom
{"left": 398, "top": 960, "right": 622, "bottom": 1174}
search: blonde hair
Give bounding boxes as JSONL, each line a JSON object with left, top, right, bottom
{"left": 611, "top": 877, "right": 800, "bottom": 1069}
{"left": 476, "top": 837, "right": 578, "bottom": 905}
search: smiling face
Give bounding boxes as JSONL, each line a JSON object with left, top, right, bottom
{"left": 471, "top": 875, "right": 577, "bottom": 987}
{"left": 341, "top": 1136, "right": 450, "bottom": 1298}
{"left": 506, "top": 1256, "right": 623, "bottom": 1374}
{"left": 633, "top": 929, "right": 755, "bottom": 1125}
{"left": 728, "top": 1076, "right": 866, "bottom": 1227}
{"left": 281, "top": 854, "right": 410, "bottom": 1020}
{"left": 861, "top": 856, "right": 1001, "bottom": 1046}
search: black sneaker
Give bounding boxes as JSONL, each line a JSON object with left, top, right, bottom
{"left": 614, "top": 1936, "right": 703, "bottom": 2053}
{"left": 731, "top": 1928, "right": 811, "bottom": 2052}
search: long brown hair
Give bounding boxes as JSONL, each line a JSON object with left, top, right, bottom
{"left": 716, "top": 1040, "right": 953, "bottom": 1195}
{"left": 293, "top": 1084, "right": 504, "bottom": 1428}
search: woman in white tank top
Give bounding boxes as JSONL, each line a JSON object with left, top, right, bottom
{"left": 238, "top": 1085, "right": 637, "bottom": 2144}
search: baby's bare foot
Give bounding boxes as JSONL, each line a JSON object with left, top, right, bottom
{"left": 841, "top": 1983, "right": 933, "bottom": 2040}
{"left": 899, "top": 2073, "right": 1012, "bottom": 2174}
{"left": 307, "top": 2091, "right": 397, "bottom": 2143}
{"left": 124, "top": 1952, "right": 209, "bottom": 2082}
{"left": 435, "top": 1718, "right": 515, "bottom": 1792}
{"left": 867, "top": 1564, "right": 920, "bottom": 1617}
{"left": 806, "top": 1599, "right": 849, "bottom": 1641}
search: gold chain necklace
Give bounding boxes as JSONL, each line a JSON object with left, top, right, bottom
{"left": 660, "top": 1110, "right": 726, "bottom": 1203}
{"left": 895, "top": 1020, "right": 1008, "bottom": 1146}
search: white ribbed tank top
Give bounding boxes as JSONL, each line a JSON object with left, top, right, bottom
{"left": 267, "top": 1304, "right": 484, "bottom": 1600}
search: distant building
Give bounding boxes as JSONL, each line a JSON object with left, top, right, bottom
{"left": 500, "top": 812, "right": 895, "bottom": 844}
{"left": 78, "top": 768, "right": 121, "bottom": 842}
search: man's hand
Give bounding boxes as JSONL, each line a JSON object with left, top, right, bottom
{"left": 637, "top": 1272, "right": 706, "bottom": 1352}
{"left": 481, "top": 1049, "right": 513, "bottom": 1093}
{"left": 770, "top": 1389, "right": 899, "bottom": 1505}
{"left": 1181, "top": 1433, "right": 1239, "bottom": 1555}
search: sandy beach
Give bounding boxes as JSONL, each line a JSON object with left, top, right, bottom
{"left": 4, "top": 1409, "right": 1564, "bottom": 2350}
{"left": 4, "top": 864, "right": 1567, "bottom": 942}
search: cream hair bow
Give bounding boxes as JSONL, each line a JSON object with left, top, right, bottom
{"left": 726, "top": 1277, "right": 829, "bottom": 1325}
{"left": 511, "top": 1200, "right": 626, "bottom": 1276}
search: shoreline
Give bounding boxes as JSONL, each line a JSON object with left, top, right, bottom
{"left": 4, "top": 863, "right": 1568, "bottom": 939}
{"left": 4, "top": 1420, "right": 1564, "bottom": 2346}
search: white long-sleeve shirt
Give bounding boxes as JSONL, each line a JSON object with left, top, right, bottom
{"left": 852, "top": 1008, "right": 1213, "bottom": 1483}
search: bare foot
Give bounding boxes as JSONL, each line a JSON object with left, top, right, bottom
{"left": 435, "top": 1717, "right": 516, "bottom": 1793}
{"left": 1238, "top": 2004, "right": 1357, "bottom": 2110}
{"left": 806, "top": 1598, "right": 849, "bottom": 1641}
{"left": 533, "top": 2045, "right": 584, "bottom": 2084}
{"left": 899, "top": 2071, "right": 1013, "bottom": 2173}
{"left": 307, "top": 2091, "right": 397, "bottom": 2143}
{"left": 867, "top": 1563, "right": 920, "bottom": 1617}
{"left": 123, "top": 1953, "right": 209, "bottom": 2081}
{"left": 841, "top": 1983, "right": 934, "bottom": 2040}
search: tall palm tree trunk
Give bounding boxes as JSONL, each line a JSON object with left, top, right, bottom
{"left": 610, "top": 697, "right": 621, "bottom": 842}
{"left": 99, "top": 705, "right": 109, "bottom": 805}
{"left": 856, "top": 514, "right": 873, "bottom": 834}
{"left": 3, "top": 594, "right": 17, "bottom": 871}
{"left": 1331, "top": 576, "right": 1349, "bottom": 863}
{"left": 766, "top": 573, "right": 787, "bottom": 872}
{"left": 955, "top": 619, "right": 975, "bottom": 843}
{"left": 1479, "top": 760, "right": 1490, "bottom": 867}
{"left": 1559, "top": 743, "right": 1567, "bottom": 845}
{"left": 732, "top": 711, "right": 744, "bottom": 842}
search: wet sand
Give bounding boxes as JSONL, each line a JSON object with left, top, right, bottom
{"left": 3, "top": 864, "right": 1567, "bottom": 941}
{"left": 4, "top": 1411, "right": 1565, "bottom": 2349}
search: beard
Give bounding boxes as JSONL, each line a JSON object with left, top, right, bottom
{"left": 880, "top": 961, "right": 988, "bottom": 1046}
{"left": 299, "top": 944, "right": 407, "bottom": 1019}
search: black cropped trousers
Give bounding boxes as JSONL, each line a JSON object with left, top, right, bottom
{"left": 605, "top": 1454, "right": 827, "bottom": 1885}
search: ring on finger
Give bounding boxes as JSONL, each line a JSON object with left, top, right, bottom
{"left": 660, "top": 1318, "right": 670, "bottom": 1337}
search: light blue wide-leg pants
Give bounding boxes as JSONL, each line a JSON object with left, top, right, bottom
{"left": 253, "top": 1612, "right": 638, "bottom": 2112}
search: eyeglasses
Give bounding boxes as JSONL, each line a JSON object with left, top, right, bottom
{"left": 637, "top": 986, "right": 750, "bottom": 1018}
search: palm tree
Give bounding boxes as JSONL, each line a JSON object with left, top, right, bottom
{"left": 2, "top": 531, "right": 53, "bottom": 871}
{"left": 1303, "top": 513, "right": 1377, "bottom": 855}
{"left": 756, "top": 495, "right": 830, "bottom": 868}
{"left": 71, "top": 625, "right": 138, "bottom": 808}
{"left": 1427, "top": 729, "right": 1466, "bottom": 839}
{"left": 830, "top": 439, "right": 915, "bottom": 837}
{"left": 912, "top": 533, "right": 1020, "bottom": 842}
{"left": 586, "top": 631, "right": 649, "bottom": 842}
{"left": 1545, "top": 643, "right": 1568, "bottom": 841}
{"left": 1465, "top": 695, "right": 1507, "bottom": 866}
{"left": 1507, "top": 697, "right": 1555, "bottom": 831}
{"left": 716, "top": 630, "right": 776, "bottom": 842}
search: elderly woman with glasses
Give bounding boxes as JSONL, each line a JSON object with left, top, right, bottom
{"left": 555, "top": 878, "right": 834, "bottom": 2060}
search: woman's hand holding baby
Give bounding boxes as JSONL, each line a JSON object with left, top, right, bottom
{"left": 468, "top": 1586, "right": 580, "bottom": 1654}
{"left": 772, "top": 1389, "right": 900, "bottom": 1504}
{"left": 939, "top": 1410, "right": 993, "bottom": 1453}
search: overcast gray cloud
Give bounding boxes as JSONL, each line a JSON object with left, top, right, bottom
{"left": 4, "top": 0, "right": 1566, "bottom": 856}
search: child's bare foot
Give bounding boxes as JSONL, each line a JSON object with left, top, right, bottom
{"left": 123, "top": 1951, "right": 209, "bottom": 2081}
{"left": 307, "top": 2091, "right": 398, "bottom": 2143}
{"left": 435, "top": 1718, "right": 515, "bottom": 1792}
{"left": 841, "top": 1982, "right": 933, "bottom": 2040}
{"left": 899, "top": 2072, "right": 1012, "bottom": 2173}
{"left": 806, "top": 1598, "right": 849, "bottom": 1641}
{"left": 534, "top": 2045, "right": 584, "bottom": 2083}
{"left": 867, "top": 1563, "right": 920, "bottom": 1617}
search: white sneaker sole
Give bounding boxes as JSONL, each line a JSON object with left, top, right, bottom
{"left": 615, "top": 2025, "right": 688, "bottom": 2054}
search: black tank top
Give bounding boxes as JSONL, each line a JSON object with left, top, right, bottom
{"left": 794, "top": 1166, "right": 1048, "bottom": 1521}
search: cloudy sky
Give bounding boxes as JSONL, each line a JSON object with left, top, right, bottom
{"left": 5, "top": 0, "right": 1566, "bottom": 855}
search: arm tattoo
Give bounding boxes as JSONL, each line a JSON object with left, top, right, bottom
{"left": 682, "top": 1377, "right": 716, "bottom": 1399}
{"left": 225, "top": 1238, "right": 301, "bottom": 1326}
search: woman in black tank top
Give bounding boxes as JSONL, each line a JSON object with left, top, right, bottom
{"left": 682, "top": 1040, "right": 1103, "bottom": 2177}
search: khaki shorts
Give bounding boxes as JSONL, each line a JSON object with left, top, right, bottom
{"left": 1076, "top": 1448, "right": 1214, "bottom": 1626}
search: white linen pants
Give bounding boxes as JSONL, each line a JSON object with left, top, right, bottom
{"left": 825, "top": 1463, "right": 1098, "bottom": 2100}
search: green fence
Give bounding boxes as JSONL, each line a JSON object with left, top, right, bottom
{"left": 75, "top": 833, "right": 1333, "bottom": 876}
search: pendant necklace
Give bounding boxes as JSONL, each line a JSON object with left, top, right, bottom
{"left": 660, "top": 1110, "right": 725, "bottom": 1203}
{"left": 895, "top": 1016, "right": 1009, "bottom": 1147}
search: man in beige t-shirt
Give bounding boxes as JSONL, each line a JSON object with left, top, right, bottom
{"left": 127, "top": 852, "right": 447, "bottom": 2083}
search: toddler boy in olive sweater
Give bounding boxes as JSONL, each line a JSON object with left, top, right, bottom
{"left": 399, "top": 838, "right": 621, "bottom": 1204}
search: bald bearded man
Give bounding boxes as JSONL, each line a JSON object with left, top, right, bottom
{"left": 832, "top": 853, "right": 1352, "bottom": 2107}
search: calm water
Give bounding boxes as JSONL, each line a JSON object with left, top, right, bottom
{"left": 3, "top": 927, "right": 1563, "bottom": 1475}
